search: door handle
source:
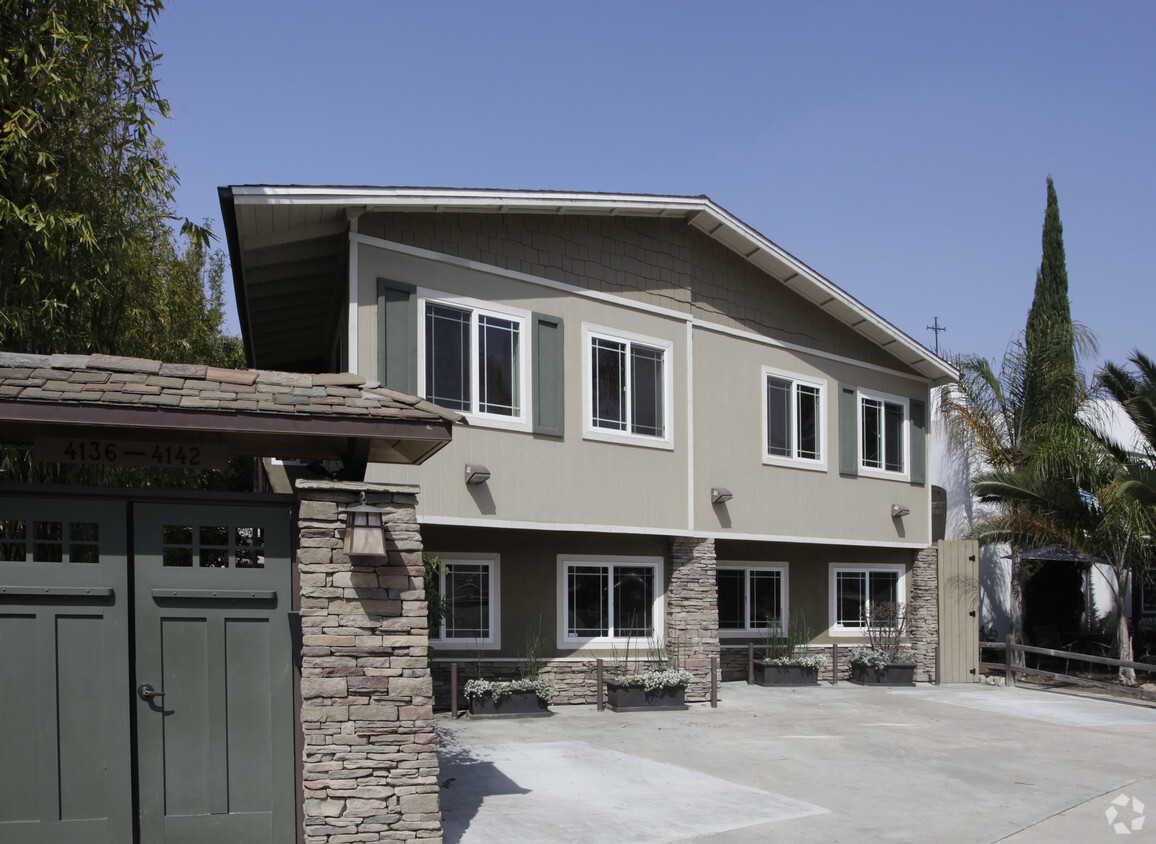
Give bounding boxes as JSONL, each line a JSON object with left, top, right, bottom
{"left": 137, "top": 683, "right": 165, "bottom": 701}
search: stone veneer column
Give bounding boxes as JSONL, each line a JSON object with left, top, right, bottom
{"left": 667, "top": 537, "right": 720, "bottom": 702}
{"left": 295, "top": 480, "right": 441, "bottom": 842}
{"left": 908, "top": 545, "right": 940, "bottom": 683}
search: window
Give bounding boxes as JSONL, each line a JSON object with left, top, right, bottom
{"left": 428, "top": 554, "right": 499, "bottom": 647}
{"left": 584, "top": 325, "right": 672, "bottom": 447}
{"left": 829, "top": 564, "right": 906, "bottom": 634}
{"left": 763, "top": 368, "right": 824, "bottom": 467}
{"left": 717, "top": 565, "right": 787, "bottom": 634}
{"left": 422, "top": 298, "right": 526, "bottom": 421}
{"left": 860, "top": 391, "right": 907, "bottom": 475}
{"left": 558, "top": 556, "right": 664, "bottom": 645}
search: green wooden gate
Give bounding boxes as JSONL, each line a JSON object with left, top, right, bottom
{"left": 0, "top": 494, "right": 296, "bottom": 843}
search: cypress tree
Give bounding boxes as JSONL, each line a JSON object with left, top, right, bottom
{"left": 1022, "top": 177, "right": 1077, "bottom": 437}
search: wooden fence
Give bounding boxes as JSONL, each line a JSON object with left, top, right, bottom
{"left": 981, "top": 636, "right": 1156, "bottom": 701}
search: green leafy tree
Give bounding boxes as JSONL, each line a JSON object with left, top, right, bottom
{"left": 1023, "top": 177, "right": 1078, "bottom": 436}
{"left": 940, "top": 178, "right": 1095, "bottom": 661}
{"left": 1, "top": 0, "right": 210, "bottom": 354}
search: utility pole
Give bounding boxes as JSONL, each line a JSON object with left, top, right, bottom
{"left": 926, "top": 316, "right": 947, "bottom": 356}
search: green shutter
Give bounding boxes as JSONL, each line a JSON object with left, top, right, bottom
{"left": 909, "top": 397, "right": 927, "bottom": 485}
{"left": 532, "top": 312, "right": 565, "bottom": 437}
{"left": 839, "top": 384, "right": 858, "bottom": 476}
{"left": 377, "top": 278, "right": 417, "bottom": 395}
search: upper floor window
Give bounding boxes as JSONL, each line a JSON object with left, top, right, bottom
{"left": 717, "top": 564, "right": 787, "bottom": 635}
{"left": 583, "top": 325, "right": 673, "bottom": 448}
{"left": 860, "top": 391, "right": 907, "bottom": 476}
{"left": 428, "top": 554, "right": 499, "bottom": 647}
{"left": 763, "top": 367, "right": 825, "bottom": 469}
{"left": 422, "top": 298, "right": 527, "bottom": 422}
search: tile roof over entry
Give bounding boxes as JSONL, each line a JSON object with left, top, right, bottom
{"left": 0, "top": 352, "right": 461, "bottom": 472}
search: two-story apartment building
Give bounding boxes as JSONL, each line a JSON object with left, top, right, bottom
{"left": 221, "top": 187, "right": 957, "bottom": 701}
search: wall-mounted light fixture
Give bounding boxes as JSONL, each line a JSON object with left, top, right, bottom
{"left": 711, "top": 487, "right": 733, "bottom": 505}
{"left": 465, "top": 464, "right": 491, "bottom": 485}
{"left": 891, "top": 504, "right": 911, "bottom": 519}
{"left": 338, "top": 491, "right": 392, "bottom": 560}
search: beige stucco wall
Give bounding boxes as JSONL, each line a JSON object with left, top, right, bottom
{"left": 693, "top": 328, "right": 932, "bottom": 544}
{"left": 358, "top": 242, "right": 690, "bottom": 531}
{"left": 357, "top": 211, "right": 921, "bottom": 375}
{"left": 355, "top": 227, "right": 932, "bottom": 545}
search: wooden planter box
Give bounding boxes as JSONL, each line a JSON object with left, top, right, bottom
{"left": 849, "top": 663, "right": 916, "bottom": 686}
{"left": 604, "top": 679, "right": 688, "bottom": 712}
{"left": 468, "top": 688, "right": 551, "bottom": 718}
{"left": 754, "top": 661, "right": 819, "bottom": 687}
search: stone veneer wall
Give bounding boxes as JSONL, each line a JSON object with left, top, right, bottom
{"left": 667, "top": 537, "right": 720, "bottom": 701}
{"left": 907, "top": 545, "right": 940, "bottom": 683}
{"left": 295, "top": 480, "right": 441, "bottom": 842}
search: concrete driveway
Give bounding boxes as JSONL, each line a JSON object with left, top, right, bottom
{"left": 436, "top": 682, "right": 1156, "bottom": 843}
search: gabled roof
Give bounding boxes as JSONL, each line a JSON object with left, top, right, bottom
{"left": 0, "top": 352, "right": 461, "bottom": 473}
{"left": 221, "top": 186, "right": 957, "bottom": 384}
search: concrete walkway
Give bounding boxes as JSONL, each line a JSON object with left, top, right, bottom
{"left": 437, "top": 682, "right": 1156, "bottom": 843}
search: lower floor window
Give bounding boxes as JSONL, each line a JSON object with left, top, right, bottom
{"left": 717, "top": 566, "right": 786, "bottom": 632}
{"left": 831, "top": 564, "right": 904, "bottom": 632}
{"left": 429, "top": 555, "right": 497, "bottom": 645}
{"left": 559, "top": 556, "right": 662, "bottom": 644}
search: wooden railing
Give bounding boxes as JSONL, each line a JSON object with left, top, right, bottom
{"left": 981, "top": 636, "right": 1156, "bottom": 701}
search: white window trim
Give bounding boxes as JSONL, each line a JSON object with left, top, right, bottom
{"left": 581, "top": 323, "right": 674, "bottom": 450}
{"left": 717, "top": 561, "right": 789, "bottom": 638}
{"left": 417, "top": 288, "right": 532, "bottom": 432}
{"left": 857, "top": 388, "right": 910, "bottom": 481}
{"left": 761, "top": 366, "right": 827, "bottom": 472}
{"left": 828, "top": 563, "right": 907, "bottom": 637}
{"left": 428, "top": 552, "right": 501, "bottom": 649}
{"left": 556, "top": 554, "right": 666, "bottom": 649}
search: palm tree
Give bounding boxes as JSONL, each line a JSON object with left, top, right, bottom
{"left": 939, "top": 321, "right": 1094, "bottom": 659}
{"left": 968, "top": 421, "right": 1151, "bottom": 683}
{"left": 1098, "top": 351, "right": 1156, "bottom": 507}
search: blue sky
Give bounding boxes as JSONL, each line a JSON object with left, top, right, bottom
{"left": 152, "top": 1, "right": 1154, "bottom": 371}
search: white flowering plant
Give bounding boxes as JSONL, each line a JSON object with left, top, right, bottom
{"left": 763, "top": 653, "right": 829, "bottom": 671}
{"left": 463, "top": 677, "right": 556, "bottom": 703}
{"left": 611, "top": 667, "right": 692, "bottom": 691}
{"left": 849, "top": 646, "right": 914, "bottom": 671}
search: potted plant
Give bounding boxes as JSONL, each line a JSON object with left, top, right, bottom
{"left": 465, "top": 623, "right": 556, "bottom": 717}
{"left": 849, "top": 601, "right": 916, "bottom": 686}
{"left": 754, "top": 609, "right": 827, "bottom": 686}
{"left": 604, "top": 632, "right": 691, "bottom": 712}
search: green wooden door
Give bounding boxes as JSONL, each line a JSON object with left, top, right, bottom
{"left": 133, "top": 502, "right": 296, "bottom": 844}
{"left": 0, "top": 498, "right": 133, "bottom": 843}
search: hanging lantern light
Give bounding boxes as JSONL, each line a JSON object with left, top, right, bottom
{"left": 339, "top": 491, "right": 392, "bottom": 560}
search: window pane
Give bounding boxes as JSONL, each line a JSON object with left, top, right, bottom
{"left": 884, "top": 401, "right": 904, "bottom": 472}
{"left": 750, "top": 571, "right": 782, "bottom": 629}
{"left": 445, "top": 563, "right": 490, "bottom": 639}
{"left": 862, "top": 398, "right": 882, "bottom": 469}
{"left": 766, "top": 377, "right": 791, "bottom": 457}
{"left": 797, "top": 385, "right": 820, "bottom": 460}
{"left": 630, "top": 345, "right": 664, "bottom": 437}
{"left": 426, "top": 304, "right": 471, "bottom": 411}
{"left": 0, "top": 520, "right": 26, "bottom": 562}
{"left": 614, "top": 566, "right": 654, "bottom": 636}
{"left": 836, "top": 571, "right": 867, "bottom": 627}
{"left": 568, "top": 566, "right": 608, "bottom": 636}
{"left": 592, "top": 338, "right": 626, "bottom": 431}
{"left": 478, "top": 314, "right": 520, "bottom": 416}
{"left": 717, "top": 569, "right": 745, "bottom": 629}
{"left": 869, "top": 571, "right": 898, "bottom": 608}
